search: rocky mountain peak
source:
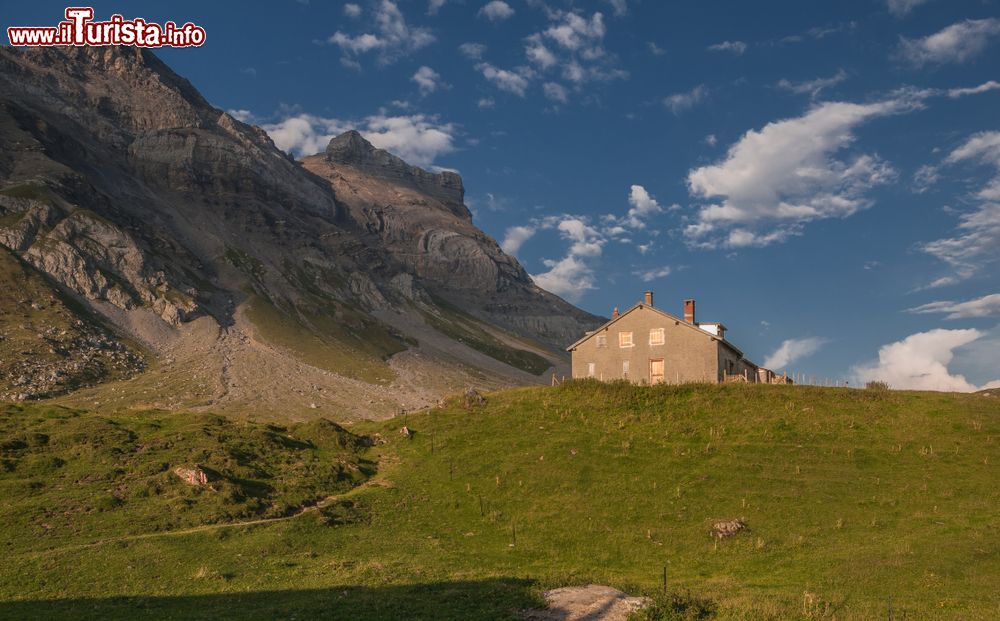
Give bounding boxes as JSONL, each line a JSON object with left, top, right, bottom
{"left": 326, "top": 129, "right": 376, "bottom": 161}
{"left": 324, "top": 130, "right": 468, "bottom": 219}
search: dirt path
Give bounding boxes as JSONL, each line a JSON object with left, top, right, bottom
{"left": 522, "top": 585, "right": 650, "bottom": 621}
{"left": 23, "top": 476, "right": 386, "bottom": 559}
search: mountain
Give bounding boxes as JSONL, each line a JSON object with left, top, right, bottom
{"left": 0, "top": 45, "right": 602, "bottom": 419}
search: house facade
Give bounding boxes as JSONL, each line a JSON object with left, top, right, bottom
{"left": 566, "top": 292, "right": 785, "bottom": 385}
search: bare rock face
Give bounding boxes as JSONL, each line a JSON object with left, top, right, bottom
{"left": 326, "top": 130, "right": 467, "bottom": 218}
{"left": 11, "top": 207, "right": 197, "bottom": 326}
{"left": 304, "top": 131, "right": 603, "bottom": 349}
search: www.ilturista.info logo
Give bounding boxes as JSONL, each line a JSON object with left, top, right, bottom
{"left": 7, "top": 7, "right": 206, "bottom": 48}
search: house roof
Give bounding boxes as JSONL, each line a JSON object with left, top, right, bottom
{"left": 565, "top": 302, "right": 745, "bottom": 358}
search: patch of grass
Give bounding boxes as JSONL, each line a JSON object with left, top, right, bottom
{"left": 223, "top": 246, "right": 266, "bottom": 282}
{"left": 0, "top": 182, "right": 53, "bottom": 202}
{"left": 422, "top": 296, "right": 551, "bottom": 375}
{"left": 0, "top": 211, "right": 24, "bottom": 227}
{"left": 1, "top": 383, "right": 998, "bottom": 620}
{"left": 246, "top": 295, "right": 405, "bottom": 385}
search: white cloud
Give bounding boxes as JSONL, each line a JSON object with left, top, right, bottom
{"left": 340, "top": 57, "right": 363, "bottom": 72}
{"left": 606, "top": 0, "right": 627, "bottom": 17}
{"left": 886, "top": 0, "right": 932, "bottom": 17}
{"left": 635, "top": 266, "right": 672, "bottom": 282}
{"left": 545, "top": 11, "right": 605, "bottom": 51}
{"left": 921, "top": 131, "right": 1000, "bottom": 284}
{"left": 708, "top": 40, "right": 747, "bottom": 55}
{"left": 909, "top": 293, "right": 1000, "bottom": 319}
{"left": 427, "top": 0, "right": 448, "bottom": 15}
{"left": 458, "top": 42, "right": 487, "bottom": 60}
{"left": 623, "top": 185, "right": 663, "bottom": 228}
{"left": 343, "top": 3, "right": 362, "bottom": 18}
{"left": 647, "top": 42, "right": 666, "bottom": 56}
{"left": 363, "top": 115, "right": 457, "bottom": 167}
{"left": 532, "top": 255, "right": 596, "bottom": 301}
{"left": 489, "top": 9, "right": 624, "bottom": 100}
{"left": 478, "top": 0, "right": 514, "bottom": 22}
{"left": 262, "top": 114, "right": 348, "bottom": 156}
{"left": 947, "top": 80, "right": 1000, "bottom": 98}
{"left": 227, "top": 109, "right": 254, "bottom": 123}
{"left": 898, "top": 18, "right": 1000, "bottom": 67}
{"left": 764, "top": 337, "right": 828, "bottom": 369}
{"left": 776, "top": 69, "right": 848, "bottom": 98}
{"left": 412, "top": 65, "right": 446, "bottom": 95}
{"left": 477, "top": 97, "right": 495, "bottom": 109}
{"left": 543, "top": 82, "right": 569, "bottom": 103}
{"left": 501, "top": 225, "right": 536, "bottom": 255}
{"left": 526, "top": 35, "right": 558, "bottom": 69}
{"left": 530, "top": 215, "right": 607, "bottom": 302}
{"left": 327, "top": 1, "right": 435, "bottom": 66}
{"left": 912, "top": 164, "right": 940, "bottom": 193}
{"left": 262, "top": 113, "right": 455, "bottom": 166}
{"left": 852, "top": 329, "right": 998, "bottom": 392}
{"left": 475, "top": 63, "right": 532, "bottom": 96}
{"left": 664, "top": 84, "right": 707, "bottom": 114}
{"left": 704, "top": 134, "right": 718, "bottom": 146}
{"left": 685, "top": 95, "right": 923, "bottom": 249}
{"left": 921, "top": 203, "right": 1000, "bottom": 284}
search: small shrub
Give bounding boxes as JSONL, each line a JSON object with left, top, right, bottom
{"left": 631, "top": 592, "right": 717, "bottom": 620}
{"left": 865, "top": 381, "right": 890, "bottom": 391}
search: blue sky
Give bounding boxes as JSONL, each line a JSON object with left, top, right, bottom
{"left": 5, "top": 0, "right": 1000, "bottom": 390}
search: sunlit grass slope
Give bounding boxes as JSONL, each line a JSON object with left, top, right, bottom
{"left": 0, "top": 382, "right": 997, "bottom": 620}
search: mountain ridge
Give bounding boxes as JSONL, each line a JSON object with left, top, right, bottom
{"left": 0, "top": 44, "right": 603, "bottom": 418}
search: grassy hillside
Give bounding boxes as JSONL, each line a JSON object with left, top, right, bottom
{"left": 0, "top": 382, "right": 998, "bottom": 620}
{"left": 0, "top": 404, "right": 372, "bottom": 553}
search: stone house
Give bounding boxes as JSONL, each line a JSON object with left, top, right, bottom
{"left": 566, "top": 291, "right": 785, "bottom": 385}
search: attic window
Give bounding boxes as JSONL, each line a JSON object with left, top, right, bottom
{"left": 596, "top": 334, "right": 607, "bottom": 348}
{"left": 619, "top": 331, "right": 634, "bottom": 348}
{"left": 649, "top": 328, "right": 664, "bottom": 346}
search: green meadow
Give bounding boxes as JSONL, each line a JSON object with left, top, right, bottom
{"left": 1, "top": 381, "right": 997, "bottom": 620}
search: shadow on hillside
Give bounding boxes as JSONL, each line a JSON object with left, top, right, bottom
{"left": 0, "top": 578, "right": 543, "bottom": 621}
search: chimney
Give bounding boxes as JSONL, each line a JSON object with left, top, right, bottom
{"left": 683, "top": 299, "right": 696, "bottom": 324}
{"left": 644, "top": 291, "right": 653, "bottom": 307}
{"left": 612, "top": 307, "right": 620, "bottom": 319}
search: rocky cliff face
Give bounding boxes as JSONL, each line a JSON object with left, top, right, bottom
{"left": 0, "top": 45, "right": 602, "bottom": 415}
{"left": 305, "top": 131, "right": 599, "bottom": 348}
{"left": 325, "top": 130, "right": 467, "bottom": 217}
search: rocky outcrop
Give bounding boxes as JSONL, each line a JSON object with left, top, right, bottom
{"left": 0, "top": 248, "right": 144, "bottom": 401}
{"left": 326, "top": 130, "right": 468, "bottom": 219}
{"left": 4, "top": 204, "right": 199, "bottom": 326}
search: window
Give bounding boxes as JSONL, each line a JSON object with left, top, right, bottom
{"left": 619, "top": 331, "right": 634, "bottom": 348}
{"left": 649, "top": 328, "right": 665, "bottom": 346}
{"left": 596, "top": 334, "right": 607, "bottom": 348}
{"left": 622, "top": 360, "right": 630, "bottom": 376}
{"left": 587, "top": 362, "right": 596, "bottom": 377}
